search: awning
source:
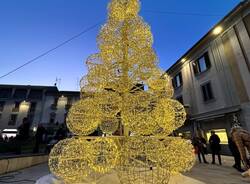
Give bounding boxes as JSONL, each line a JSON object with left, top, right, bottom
{"left": 190, "top": 105, "right": 241, "bottom": 121}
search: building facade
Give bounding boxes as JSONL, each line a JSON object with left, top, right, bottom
{"left": 0, "top": 85, "right": 80, "bottom": 131}
{"left": 167, "top": 1, "right": 250, "bottom": 153}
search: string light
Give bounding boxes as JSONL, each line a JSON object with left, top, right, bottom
{"left": 49, "top": 0, "right": 195, "bottom": 183}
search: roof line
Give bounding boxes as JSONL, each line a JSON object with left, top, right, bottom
{"left": 0, "top": 84, "right": 58, "bottom": 88}
{"left": 166, "top": 0, "right": 249, "bottom": 73}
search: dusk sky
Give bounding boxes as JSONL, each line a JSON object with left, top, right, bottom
{"left": 0, "top": 0, "right": 241, "bottom": 91}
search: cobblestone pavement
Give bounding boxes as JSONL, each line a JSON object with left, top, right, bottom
{"left": 0, "top": 155, "right": 250, "bottom": 184}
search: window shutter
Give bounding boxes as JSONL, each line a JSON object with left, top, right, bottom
{"left": 204, "top": 52, "right": 211, "bottom": 68}
{"left": 179, "top": 72, "right": 183, "bottom": 85}
{"left": 193, "top": 62, "right": 199, "bottom": 75}
{"left": 172, "top": 78, "right": 176, "bottom": 89}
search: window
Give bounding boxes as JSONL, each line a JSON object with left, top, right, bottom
{"left": 65, "top": 97, "right": 72, "bottom": 110}
{"left": 8, "top": 114, "right": 18, "bottom": 126}
{"left": 172, "top": 72, "right": 183, "bottom": 89}
{"left": 12, "top": 101, "right": 21, "bottom": 112}
{"left": 176, "top": 96, "right": 184, "bottom": 104}
{"left": 13, "top": 89, "right": 27, "bottom": 99}
{"left": 0, "top": 101, "right": 5, "bottom": 112}
{"left": 206, "top": 129, "right": 228, "bottom": 144}
{"left": 28, "top": 102, "right": 37, "bottom": 122}
{"left": 53, "top": 97, "right": 59, "bottom": 105}
{"left": 51, "top": 97, "right": 58, "bottom": 110}
{"left": 193, "top": 52, "right": 211, "bottom": 75}
{"left": 0, "top": 88, "right": 12, "bottom": 99}
{"left": 29, "top": 102, "right": 37, "bottom": 112}
{"left": 49, "top": 112, "right": 56, "bottom": 123}
{"left": 66, "top": 97, "right": 73, "bottom": 106}
{"left": 201, "top": 82, "right": 214, "bottom": 102}
{"left": 28, "top": 90, "right": 43, "bottom": 100}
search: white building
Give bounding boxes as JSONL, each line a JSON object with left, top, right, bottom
{"left": 0, "top": 85, "right": 80, "bottom": 131}
{"left": 166, "top": 0, "right": 250, "bottom": 153}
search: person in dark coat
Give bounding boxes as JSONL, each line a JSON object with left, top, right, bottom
{"left": 209, "top": 130, "right": 222, "bottom": 165}
{"left": 18, "top": 117, "right": 31, "bottom": 140}
{"left": 228, "top": 137, "right": 244, "bottom": 172}
{"left": 55, "top": 124, "right": 67, "bottom": 141}
{"left": 192, "top": 136, "right": 208, "bottom": 164}
{"left": 33, "top": 124, "right": 47, "bottom": 153}
{"left": 231, "top": 126, "right": 250, "bottom": 169}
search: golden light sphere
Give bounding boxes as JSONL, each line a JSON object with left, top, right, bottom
{"left": 95, "top": 91, "right": 122, "bottom": 117}
{"left": 161, "top": 138, "right": 195, "bottom": 173}
{"left": 108, "top": 0, "right": 140, "bottom": 21}
{"left": 118, "top": 137, "right": 170, "bottom": 184}
{"left": 49, "top": 0, "right": 194, "bottom": 183}
{"left": 168, "top": 99, "right": 187, "bottom": 129}
{"left": 152, "top": 98, "right": 176, "bottom": 135}
{"left": 88, "top": 137, "right": 119, "bottom": 173}
{"left": 66, "top": 98, "right": 100, "bottom": 136}
{"left": 48, "top": 138, "right": 91, "bottom": 183}
{"left": 100, "top": 117, "right": 120, "bottom": 134}
{"left": 122, "top": 92, "right": 158, "bottom": 135}
{"left": 147, "top": 72, "right": 174, "bottom": 98}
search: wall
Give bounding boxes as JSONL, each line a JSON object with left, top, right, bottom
{"left": 0, "top": 155, "right": 48, "bottom": 175}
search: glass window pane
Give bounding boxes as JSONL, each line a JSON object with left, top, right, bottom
{"left": 198, "top": 56, "right": 207, "bottom": 72}
{"left": 176, "top": 75, "right": 180, "bottom": 87}
{"left": 206, "top": 129, "right": 228, "bottom": 144}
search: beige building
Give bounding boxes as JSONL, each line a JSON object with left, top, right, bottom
{"left": 167, "top": 0, "right": 250, "bottom": 153}
{"left": 0, "top": 85, "right": 79, "bottom": 131}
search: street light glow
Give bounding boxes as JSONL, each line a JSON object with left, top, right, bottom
{"left": 181, "top": 58, "right": 186, "bottom": 62}
{"left": 213, "top": 26, "right": 223, "bottom": 35}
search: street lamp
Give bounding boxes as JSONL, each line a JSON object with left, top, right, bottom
{"left": 213, "top": 26, "right": 223, "bottom": 35}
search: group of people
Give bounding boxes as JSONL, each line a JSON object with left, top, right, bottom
{"left": 193, "top": 130, "right": 222, "bottom": 165}
{"left": 0, "top": 117, "right": 69, "bottom": 154}
{"left": 193, "top": 125, "right": 250, "bottom": 177}
{"left": 33, "top": 122, "right": 68, "bottom": 153}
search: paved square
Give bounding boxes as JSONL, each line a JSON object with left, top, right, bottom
{"left": 0, "top": 155, "right": 250, "bottom": 184}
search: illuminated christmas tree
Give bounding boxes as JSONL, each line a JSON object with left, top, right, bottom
{"left": 49, "top": 0, "right": 195, "bottom": 183}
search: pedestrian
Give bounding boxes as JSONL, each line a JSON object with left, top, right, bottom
{"left": 55, "top": 124, "right": 67, "bottom": 141}
{"left": 231, "top": 126, "right": 250, "bottom": 170}
{"left": 16, "top": 117, "right": 31, "bottom": 154}
{"left": 18, "top": 117, "right": 31, "bottom": 140}
{"left": 228, "top": 136, "right": 244, "bottom": 172}
{"left": 192, "top": 136, "right": 208, "bottom": 164}
{"left": 209, "top": 130, "right": 222, "bottom": 165}
{"left": 33, "top": 124, "right": 47, "bottom": 153}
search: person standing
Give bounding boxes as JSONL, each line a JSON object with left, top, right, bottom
{"left": 192, "top": 136, "right": 208, "bottom": 164}
{"left": 209, "top": 130, "right": 222, "bottom": 165}
{"left": 231, "top": 126, "right": 250, "bottom": 170}
{"left": 33, "top": 124, "right": 47, "bottom": 153}
{"left": 228, "top": 137, "right": 244, "bottom": 172}
{"left": 18, "top": 117, "right": 31, "bottom": 140}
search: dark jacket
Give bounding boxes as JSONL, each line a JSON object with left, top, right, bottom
{"left": 232, "top": 128, "right": 250, "bottom": 165}
{"left": 228, "top": 137, "right": 240, "bottom": 157}
{"left": 209, "top": 134, "right": 221, "bottom": 151}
